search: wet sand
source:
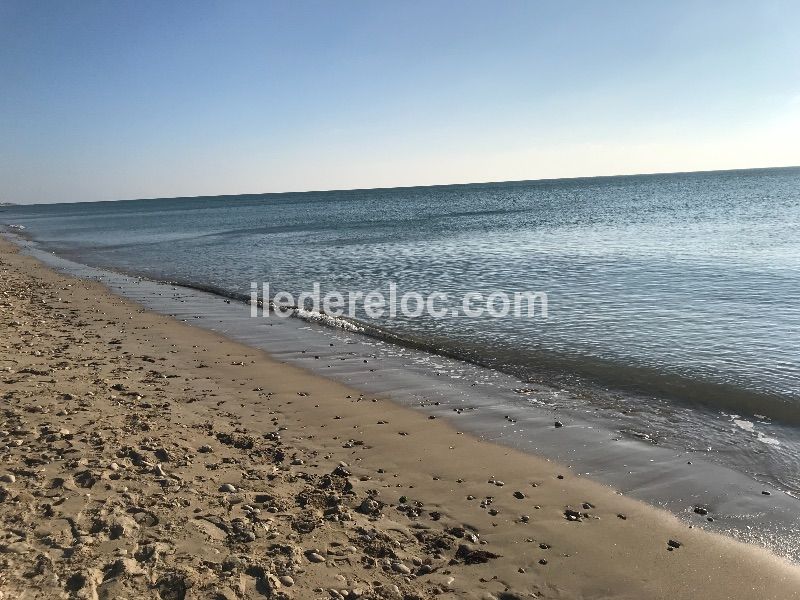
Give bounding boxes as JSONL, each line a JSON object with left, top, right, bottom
{"left": 1, "top": 237, "right": 799, "bottom": 600}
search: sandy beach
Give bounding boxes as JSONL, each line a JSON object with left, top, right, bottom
{"left": 1, "top": 237, "right": 799, "bottom": 599}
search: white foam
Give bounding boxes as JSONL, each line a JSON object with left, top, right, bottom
{"left": 294, "top": 308, "right": 365, "bottom": 333}
{"left": 757, "top": 433, "right": 781, "bottom": 446}
{"left": 733, "top": 419, "right": 755, "bottom": 433}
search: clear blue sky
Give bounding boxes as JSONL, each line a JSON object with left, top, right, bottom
{"left": 1, "top": 0, "right": 799, "bottom": 204}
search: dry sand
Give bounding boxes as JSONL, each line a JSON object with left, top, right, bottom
{"left": 1, "top": 237, "right": 799, "bottom": 600}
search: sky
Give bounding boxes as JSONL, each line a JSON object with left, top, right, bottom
{"left": 1, "top": 1, "right": 799, "bottom": 204}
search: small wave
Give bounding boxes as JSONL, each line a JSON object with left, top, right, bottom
{"left": 160, "top": 278, "right": 370, "bottom": 335}
{"left": 294, "top": 308, "right": 366, "bottom": 333}
{"left": 159, "top": 280, "right": 252, "bottom": 304}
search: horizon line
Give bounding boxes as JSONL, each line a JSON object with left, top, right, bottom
{"left": 9, "top": 163, "right": 800, "bottom": 206}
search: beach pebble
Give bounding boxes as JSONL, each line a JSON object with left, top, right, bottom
{"left": 218, "top": 483, "right": 237, "bottom": 493}
{"left": 1, "top": 541, "right": 30, "bottom": 554}
{"left": 0, "top": 474, "right": 15, "bottom": 484}
{"left": 513, "top": 491, "right": 525, "bottom": 499}
{"left": 332, "top": 465, "right": 351, "bottom": 477}
{"left": 154, "top": 448, "right": 173, "bottom": 462}
{"left": 307, "top": 551, "right": 326, "bottom": 563}
{"left": 667, "top": 539, "right": 682, "bottom": 549}
{"left": 392, "top": 562, "right": 412, "bottom": 574}
{"left": 279, "top": 575, "right": 294, "bottom": 587}
{"left": 357, "top": 498, "right": 382, "bottom": 516}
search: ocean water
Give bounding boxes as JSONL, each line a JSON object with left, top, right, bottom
{"left": 3, "top": 167, "right": 800, "bottom": 493}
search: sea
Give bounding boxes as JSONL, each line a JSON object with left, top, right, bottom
{"left": 3, "top": 166, "right": 800, "bottom": 555}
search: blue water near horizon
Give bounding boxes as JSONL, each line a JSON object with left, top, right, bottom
{"left": 3, "top": 167, "right": 799, "bottom": 430}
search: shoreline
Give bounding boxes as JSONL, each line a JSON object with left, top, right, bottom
{"left": 2, "top": 237, "right": 800, "bottom": 599}
{"left": 13, "top": 229, "right": 798, "bottom": 429}
{"left": 8, "top": 231, "right": 800, "bottom": 559}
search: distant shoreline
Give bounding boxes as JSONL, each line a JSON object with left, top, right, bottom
{"left": 8, "top": 164, "right": 800, "bottom": 207}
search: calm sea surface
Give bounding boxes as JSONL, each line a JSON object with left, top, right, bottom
{"left": 3, "top": 167, "right": 800, "bottom": 489}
